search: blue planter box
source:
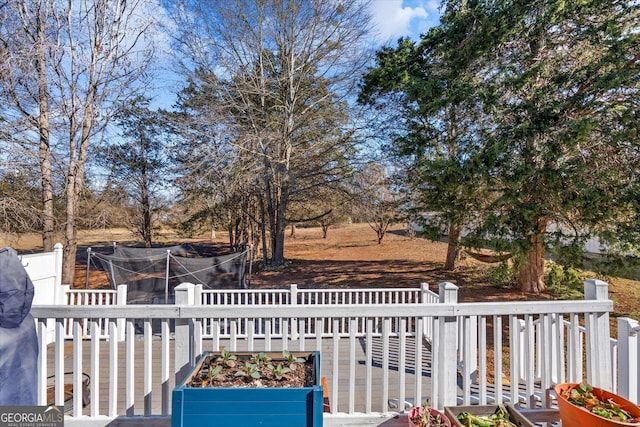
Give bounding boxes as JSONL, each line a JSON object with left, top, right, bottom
{"left": 172, "top": 351, "right": 323, "bottom": 427}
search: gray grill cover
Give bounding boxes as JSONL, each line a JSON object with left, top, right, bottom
{"left": 0, "top": 247, "right": 38, "bottom": 405}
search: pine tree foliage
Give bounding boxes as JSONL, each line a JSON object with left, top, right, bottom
{"left": 100, "top": 97, "right": 170, "bottom": 247}
{"left": 361, "top": 0, "right": 640, "bottom": 292}
{"left": 476, "top": 0, "right": 640, "bottom": 292}
{"left": 359, "top": 3, "right": 491, "bottom": 270}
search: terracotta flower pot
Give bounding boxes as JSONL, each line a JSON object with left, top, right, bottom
{"left": 555, "top": 383, "right": 640, "bottom": 427}
{"left": 408, "top": 406, "right": 451, "bottom": 427}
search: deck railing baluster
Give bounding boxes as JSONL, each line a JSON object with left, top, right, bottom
{"left": 26, "top": 280, "right": 629, "bottom": 425}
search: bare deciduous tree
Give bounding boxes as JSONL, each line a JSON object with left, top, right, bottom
{"left": 0, "top": 0, "right": 55, "bottom": 250}
{"left": 1, "top": 0, "right": 161, "bottom": 283}
{"left": 173, "top": 0, "right": 372, "bottom": 267}
{"left": 352, "top": 162, "right": 402, "bottom": 245}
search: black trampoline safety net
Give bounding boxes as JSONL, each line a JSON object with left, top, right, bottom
{"left": 89, "top": 244, "right": 251, "bottom": 304}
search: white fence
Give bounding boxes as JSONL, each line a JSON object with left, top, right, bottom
{"left": 21, "top": 243, "right": 64, "bottom": 306}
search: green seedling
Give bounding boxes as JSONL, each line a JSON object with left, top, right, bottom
{"left": 207, "top": 364, "right": 223, "bottom": 379}
{"left": 267, "top": 363, "right": 291, "bottom": 380}
{"left": 216, "top": 349, "right": 237, "bottom": 368}
{"left": 282, "top": 350, "right": 305, "bottom": 370}
{"left": 234, "top": 363, "right": 261, "bottom": 380}
{"left": 251, "top": 352, "right": 271, "bottom": 366}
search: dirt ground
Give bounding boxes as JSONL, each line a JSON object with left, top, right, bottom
{"left": 246, "top": 223, "right": 640, "bottom": 320}
{"left": 5, "top": 223, "right": 640, "bottom": 319}
{"left": 249, "top": 223, "right": 539, "bottom": 303}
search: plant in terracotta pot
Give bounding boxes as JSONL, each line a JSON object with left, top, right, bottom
{"left": 555, "top": 382, "right": 640, "bottom": 427}
{"left": 444, "top": 404, "right": 532, "bottom": 427}
{"left": 408, "top": 403, "right": 451, "bottom": 427}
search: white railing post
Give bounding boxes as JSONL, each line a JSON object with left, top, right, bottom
{"left": 516, "top": 318, "right": 525, "bottom": 382}
{"left": 116, "top": 284, "right": 128, "bottom": 304}
{"left": 59, "top": 284, "right": 70, "bottom": 305}
{"left": 175, "top": 282, "right": 195, "bottom": 384}
{"left": 53, "top": 243, "right": 63, "bottom": 286}
{"left": 584, "top": 279, "right": 613, "bottom": 390}
{"left": 57, "top": 284, "right": 71, "bottom": 340}
{"left": 434, "top": 282, "right": 458, "bottom": 409}
{"left": 290, "top": 284, "right": 299, "bottom": 341}
{"left": 194, "top": 284, "right": 203, "bottom": 358}
{"left": 116, "top": 284, "right": 128, "bottom": 342}
{"left": 53, "top": 244, "right": 64, "bottom": 309}
{"left": 617, "top": 317, "right": 640, "bottom": 404}
{"left": 193, "top": 284, "right": 203, "bottom": 306}
{"left": 421, "top": 282, "right": 432, "bottom": 340}
{"left": 420, "top": 282, "right": 430, "bottom": 301}
{"left": 550, "top": 313, "right": 560, "bottom": 384}
{"left": 165, "top": 250, "right": 171, "bottom": 304}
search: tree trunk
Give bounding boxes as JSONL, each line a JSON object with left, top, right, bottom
{"left": 443, "top": 223, "right": 461, "bottom": 271}
{"left": 38, "top": 97, "right": 54, "bottom": 252}
{"left": 375, "top": 218, "right": 390, "bottom": 244}
{"left": 518, "top": 218, "right": 547, "bottom": 293}
{"left": 62, "top": 97, "right": 94, "bottom": 285}
{"left": 272, "top": 227, "right": 286, "bottom": 266}
{"left": 265, "top": 160, "right": 289, "bottom": 268}
{"left": 141, "top": 171, "right": 152, "bottom": 248}
{"left": 227, "top": 216, "right": 234, "bottom": 250}
{"left": 62, "top": 172, "right": 80, "bottom": 286}
{"left": 271, "top": 191, "right": 287, "bottom": 267}
{"left": 35, "top": 6, "right": 54, "bottom": 252}
{"left": 259, "top": 198, "right": 268, "bottom": 267}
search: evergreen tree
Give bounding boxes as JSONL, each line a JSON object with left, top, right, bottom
{"left": 476, "top": 0, "right": 640, "bottom": 292}
{"left": 359, "top": 2, "right": 490, "bottom": 270}
{"left": 102, "top": 97, "right": 169, "bottom": 247}
{"left": 361, "top": 0, "right": 640, "bottom": 291}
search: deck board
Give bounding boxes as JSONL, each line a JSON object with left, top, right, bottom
{"left": 46, "top": 335, "right": 559, "bottom": 426}
{"left": 45, "top": 335, "right": 435, "bottom": 416}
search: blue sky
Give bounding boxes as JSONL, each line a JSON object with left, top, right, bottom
{"left": 151, "top": 1, "right": 441, "bottom": 110}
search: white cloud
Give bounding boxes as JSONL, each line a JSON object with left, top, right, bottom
{"left": 425, "top": 0, "right": 440, "bottom": 12}
{"left": 369, "top": 0, "right": 432, "bottom": 43}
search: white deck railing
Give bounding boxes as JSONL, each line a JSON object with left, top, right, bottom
{"left": 198, "top": 283, "right": 429, "bottom": 305}
{"left": 60, "top": 283, "right": 436, "bottom": 341}
{"left": 197, "top": 284, "right": 437, "bottom": 339}
{"left": 22, "top": 246, "right": 639, "bottom": 426}
{"left": 29, "top": 280, "right": 640, "bottom": 427}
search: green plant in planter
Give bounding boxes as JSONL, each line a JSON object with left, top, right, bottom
{"left": 268, "top": 362, "right": 291, "bottom": 380}
{"left": 207, "top": 364, "right": 223, "bottom": 381}
{"left": 172, "top": 350, "right": 322, "bottom": 427}
{"left": 283, "top": 350, "right": 305, "bottom": 370}
{"left": 234, "top": 362, "right": 261, "bottom": 380}
{"left": 251, "top": 352, "right": 271, "bottom": 366}
{"left": 190, "top": 350, "right": 314, "bottom": 388}
{"left": 216, "top": 349, "right": 237, "bottom": 367}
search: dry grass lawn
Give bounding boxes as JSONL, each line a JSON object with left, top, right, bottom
{"left": 5, "top": 222, "right": 640, "bottom": 320}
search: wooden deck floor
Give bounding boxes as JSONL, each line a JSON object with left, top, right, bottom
{"left": 45, "top": 336, "right": 434, "bottom": 417}
{"left": 48, "top": 336, "right": 560, "bottom": 427}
